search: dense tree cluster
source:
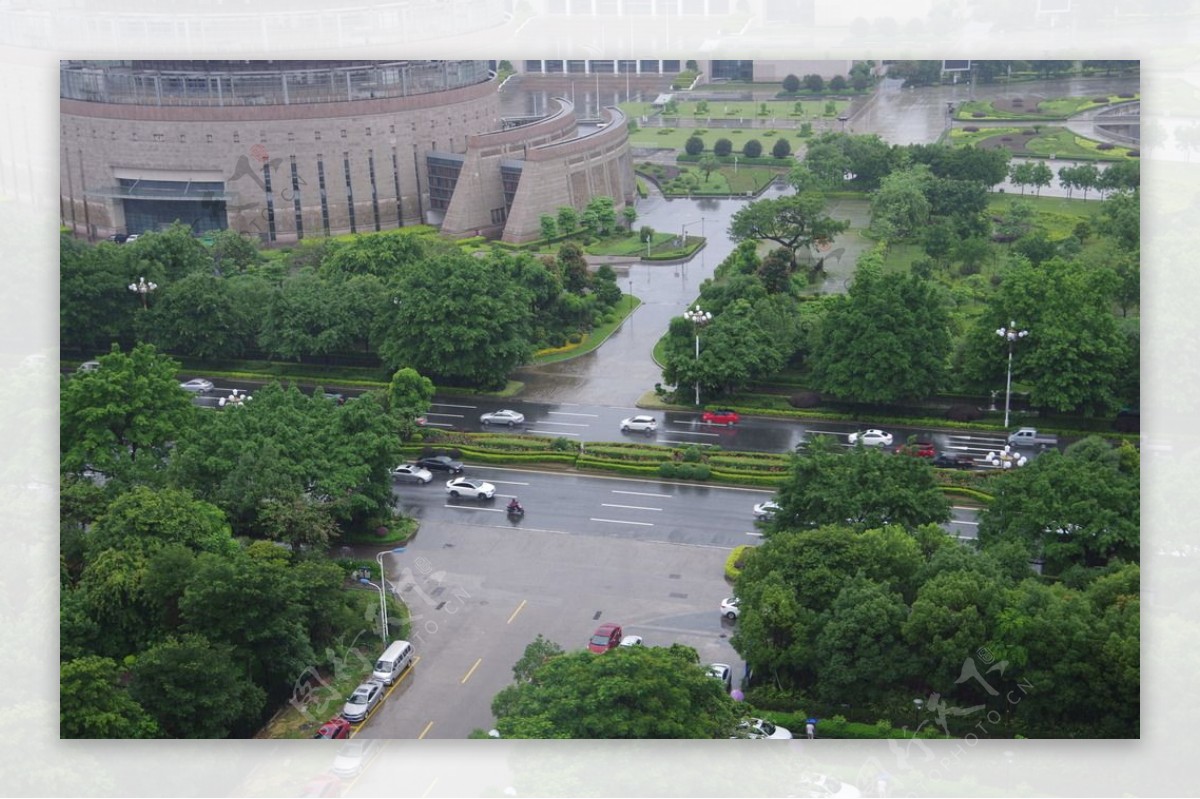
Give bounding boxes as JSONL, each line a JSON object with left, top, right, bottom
{"left": 62, "top": 221, "right": 625, "bottom": 390}
{"left": 492, "top": 640, "right": 739, "bottom": 738}
{"left": 60, "top": 344, "right": 403, "bottom": 737}
{"left": 732, "top": 438, "right": 1139, "bottom": 737}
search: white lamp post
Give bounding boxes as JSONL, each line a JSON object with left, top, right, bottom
{"left": 218, "top": 388, "right": 251, "bottom": 408}
{"left": 996, "top": 321, "right": 1029, "bottom": 428}
{"left": 682, "top": 305, "right": 712, "bottom": 406}
{"left": 128, "top": 276, "right": 158, "bottom": 308}
{"left": 358, "top": 577, "right": 388, "bottom": 643}
{"left": 373, "top": 546, "right": 406, "bottom": 642}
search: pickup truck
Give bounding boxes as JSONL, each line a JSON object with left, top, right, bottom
{"left": 1007, "top": 427, "right": 1058, "bottom": 448}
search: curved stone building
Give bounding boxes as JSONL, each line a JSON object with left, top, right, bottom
{"left": 59, "top": 59, "right": 634, "bottom": 245}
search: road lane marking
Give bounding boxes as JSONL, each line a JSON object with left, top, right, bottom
{"left": 427, "top": 411, "right": 465, "bottom": 418}
{"left": 420, "top": 422, "right": 454, "bottom": 427}
{"left": 534, "top": 420, "right": 590, "bottom": 427}
{"left": 952, "top": 520, "right": 980, "bottom": 526}
{"left": 601, "top": 503, "right": 662, "bottom": 511}
{"left": 591, "top": 517, "right": 654, "bottom": 526}
{"left": 507, "top": 599, "right": 527, "bottom": 624}
{"left": 461, "top": 658, "right": 482, "bottom": 684}
{"left": 612, "top": 489, "right": 671, "bottom": 498}
{"left": 746, "top": 531, "right": 764, "bottom": 537}
{"left": 528, "top": 429, "right": 579, "bottom": 436}
{"left": 487, "top": 479, "right": 531, "bottom": 485}
{"left": 659, "top": 439, "right": 715, "bottom": 446}
{"left": 667, "top": 428, "right": 720, "bottom": 436}
{"left": 422, "top": 778, "right": 439, "bottom": 798}
{"left": 549, "top": 411, "right": 600, "bottom": 417}
{"left": 444, "top": 504, "right": 506, "bottom": 512}
{"left": 418, "top": 721, "right": 434, "bottom": 739}
{"left": 431, "top": 402, "right": 476, "bottom": 409}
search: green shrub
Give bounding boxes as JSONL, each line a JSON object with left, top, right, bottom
{"left": 658, "top": 462, "right": 679, "bottom": 479}
{"left": 682, "top": 445, "right": 703, "bottom": 463}
{"left": 724, "top": 544, "right": 755, "bottom": 582}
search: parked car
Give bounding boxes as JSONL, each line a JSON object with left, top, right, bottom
{"left": 415, "top": 455, "right": 463, "bottom": 474}
{"left": 848, "top": 429, "right": 893, "bottom": 447}
{"left": 895, "top": 440, "right": 936, "bottom": 458}
{"left": 179, "top": 378, "right": 214, "bottom": 394}
{"left": 736, "top": 717, "right": 793, "bottom": 739}
{"left": 618, "top": 634, "right": 643, "bottom": 647}
{"left": 445, "top": 477, "right": 495, "bottom": 500}
{"left": 480, "top": 409, "right": 525, "bottom": 426}
{"left": 701, "top": 408, "right": 740, "bottom": 426}
{"left": 105, "top": 233, "right": 128, "bottom": 244}
{"left": 340, "top": 680, "right": 384, "bottom": 723}
{"left": 753, "top": 500, "right": 781, "bottom": 520}
{"left": 391, "top": 463, "right": 433, "bottom": 484}
{"left": 312, "top": 717, "right": 353, "bottom": 739}
{"left": 720, "top": 596, "right": 741, "bottom": 621}
{"left": 125, "top": 233, "right": 140, "bottom": 243}
{"left": 620, "top": 415, "right": 658, "bottom": 434}
{"left": 932, "top": 452, "right": 976, "bottom": 470}
{"left": 588, "top": 622, "right": 624, "bottom": 653}
{"left": 707, "top": 663, "right": 733, "bottom": 692}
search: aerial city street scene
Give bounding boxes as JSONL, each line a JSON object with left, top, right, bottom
{"left": 58, "top": 55, "right": 1139, "bottom": 788}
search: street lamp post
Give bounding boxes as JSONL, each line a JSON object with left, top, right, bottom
{"left": 358, "top": 577, "right": 388, "bottom": 643}
{"left": 218, "top": 388, "right": 251, "bottom": 408}
{"left": 996, "top": 321, "right": 1029, "bottom": 428}
{"left": 128, "top": 276, "right": 157, "bottom": 308}
{"left": 370, "top": 546, "right": 407, "bottom": 643}
{"left": 682, "top": 305, "right": 712, "bottom": 406}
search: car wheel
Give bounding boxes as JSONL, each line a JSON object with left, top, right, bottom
{"left": 621, "top": 425, "right": 629, "bottom": 432}
{"left": 450, "top": 490, "right": 460, "bottom": 498}
{"left": 508, "top": 420, "right": 515, "bottom": 427}
{"left": 645, "top": 428, "right": 654, "bottom": 435}
{"left": 727, "top": 421, "right": 734, "bottom": 427}
{"left": 725, "top": 611, "right": 738, "bottom": 620}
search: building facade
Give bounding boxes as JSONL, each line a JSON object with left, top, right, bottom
{"left": 59, "top": 59, "right": 634, "bottom": 245}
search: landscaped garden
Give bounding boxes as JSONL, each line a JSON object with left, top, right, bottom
{"left": 956, "top": 92, "right": 1139, "bottom": 121}
{"left": 950, "top": 125, "right": 1139, "bottom": 161}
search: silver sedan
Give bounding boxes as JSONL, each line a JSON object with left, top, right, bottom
{"left": 480, "top": 409, "right": 525, "bottom": 426}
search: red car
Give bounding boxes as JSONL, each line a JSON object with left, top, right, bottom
{"left": 588, "top": 622, "right": 624, "bottom": 653}
{"left": 701, "top": 409, "right": 740, "bottom": 426}
{"left": 895, "top": 441, "right": 936, "bottom": 458}
{"left": 312, "top": 717, "right": 353, "bottom": 739}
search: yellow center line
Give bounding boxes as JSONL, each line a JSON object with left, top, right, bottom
{"left": 461, "top": 657, "right": 482, "bottom": 684}
{"left": 506, "top": 599, "right": 528, "bottom": 624}
{"left": 418, "top": 720, "right": 434, "bottom": 739}
{"left": 421, "top": 776, "right": 439, "bottom": 797}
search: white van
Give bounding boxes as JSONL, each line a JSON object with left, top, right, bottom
{"left": 372, "top": 640, "right": 414, "bottom": 685}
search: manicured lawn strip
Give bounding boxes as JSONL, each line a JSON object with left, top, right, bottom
{"left": 948, "top": 126, "right": 1023, "bottom": 147}
{"left": 533, "top": 295, "right": 641, "bottom": 365}
{"left": 956, "top": 94, "right": 1137, "bottom": 121}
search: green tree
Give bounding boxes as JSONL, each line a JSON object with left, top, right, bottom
{"left": 539, "top": 214, "right": 557, "bottom": 240}
{"left": 125, "top": 222, "right": 212, "bottom": 282}
{"left": 869, "top": 165, "right": 933, "bottom": 240}
{"left": 208, "top": 229, "right": 263, "bottom": 275}
{"left": 799, "top": 140, "right": 852, "bottom": 189}
{"left": 685, "top": 135, "right": 705, "bottom": 156}
{"left": 728, "top": 193, "right": 850, "bottom": 265}
{"left": 60, "top": 233, "right": 137, "bottom": 354}
{"left": 812, "top": 577, "right": 916, "bottom": 703}
{"left": 803, "top": 74, "right": 825, "bottom": 92}
{"left": 977, "top": 439, "right": 1139, "bottom": 576}
{"left": 1073, "top": 163, "right": 1100, "bottom": 199}
{"left": 743, "top": 139, "right": 763, "bottom": 158}
{"left": 622, "top": 205, "right": 637, "bottom": 230}
{"left": 771, "top": 137, "right": 792, "bottom": 158}
{"left": 374, "top": 249, "right": 534, "bottom": 389}
{"left": 128, "top": 634, "right": 267, "bottom": 738}
{"left": 782, "top": 74, "right": 801, "bottom": 93}
{"left": 142, "top": 272, "right": 253, "bottom": 358}
{"left": 319, "top": 228, "right": 430, "bottom": 279}
{"left": 1100, "top": 189, "right": 1140, "bottom": 251}
{"left": 258, "top": 271, "right": 341, "bottom": 360}
{"left": 60, "top": 343, "right": 196, "bottom": 480}
{"left": 771, "top": 439, "right": 951, "bottom": 532}
{"left": 83, "top": 485, "right": 237, "bottom": 562}
{"left": 60, "top": 656, "right": 160, "bottom": 738}
{"left": 556, "top": 205, "right": 578, "bottom": 234}
{"left": 829, "top": 74, "right": 848, "bottom": 91}
{"left": 512, "top": 634, "right": 565, "bottom": 682}
{"left": 959, "top": 257, "right": 1129, "bottom": 414}
{"left": 387, "top": 366, "right": 435, "bottom": 418}
{"left": 1009, "top": 161, "right": 1036, "bottom": 195}
{"left": 492, "top": 644, "right": 737, "bottom": 738}
{"left": 807, "top": 269, "right": 951, "bottom": 403}
{"left": 1029, "top": 161, "right": 1054, "bottom": 196}
{"left": 698, "top": 153, "right": 719, "bottom": 182}
{"left": 713, "top": 138, "right": 733, "bottom": 157}
{"left": 585, "top": 195, "right": 617, "bottom": 235}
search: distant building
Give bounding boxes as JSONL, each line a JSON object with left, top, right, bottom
{"left": 60, "top": 59, "right": 633, "bottom": 245}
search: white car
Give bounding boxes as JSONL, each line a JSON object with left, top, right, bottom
{"left": 753, "top": 501, "right": 781, "bottom": 520}
{"left": 480, "top": 409, "right": 525, "bottom": 426}
{"left": 736, "top": 717, "right": 793, "bottom": 739}
{"left": 391, "top": 463, "right": 433, "bottom": 484}
{"left": 707, "top": 663, "right": 733, "bottom": 692}
{"left": 445, "top": 477, "right": 496, "bottom": 500}
{"left": 620, "top": 415, "right": 658, "bottom": 434}
{"left": 340, "top": 680, "right": 384, "bottom": 723}
{"left": 618, "top": 635, "right": 643, "bottom": 647}
{"left": 76, "top": 360, "right": 101, "bottom": 373}
{"left": 720, "top": 596, "right": 741, "bottom": 620}
{"left": 848, "top": 429, "right": 893, "bottom": 447}
{"left": 179, "top": 378, "right": 214, "bottom": 394}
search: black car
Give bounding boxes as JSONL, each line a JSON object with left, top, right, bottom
{"left": 932, "top": 452, "right": 975, "bottom": 470}
{"left": 105, "top": 233, "right": 128, "bottom": 244}
{"left": 415, "top": 455, "right": 464, "bottom": 474}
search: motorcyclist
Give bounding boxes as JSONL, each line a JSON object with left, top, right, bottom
{"left": 507, "top": 497, "right": 523, "bottom": 513}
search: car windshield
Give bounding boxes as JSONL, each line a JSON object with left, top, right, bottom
{"left": 348, "top": 692, "right": 367, "bottom": 704}
{"left": 590, "top": 634, "right": 611, "bottom": 646}
{"left": 759, "top": 721, "right": 775, "bottom": 735}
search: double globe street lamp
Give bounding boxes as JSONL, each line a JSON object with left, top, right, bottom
{"left": 128, "top": 276, "right": 157, "bottom": 308}
{"left": 996, "top": 321, "right": 1029, "bottom": 428}
{"left": 682, "top": 305, "right": 712, "bottom": 406}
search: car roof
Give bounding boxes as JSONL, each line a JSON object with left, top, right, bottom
{"left": 595, "top": 622, "right": 621, "bottom": 633}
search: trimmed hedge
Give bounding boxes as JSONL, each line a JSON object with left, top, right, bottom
{"left": 724, "top": 544, "right": 756, "bottom": 582}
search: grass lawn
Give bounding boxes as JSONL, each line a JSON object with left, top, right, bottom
{"left": 949, "top": 126, "right": 1023, "bottom": 147}
{"left": 956, "top": 94, "right": 1138, "bottom": 121}
{"left": 952, "top": 125, "right": 1138, "bottom": 162}
{"left": 625, "top": 98, "right": 848, "bottom": 122}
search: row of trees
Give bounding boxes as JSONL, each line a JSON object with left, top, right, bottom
{"left": 731, "top": 437, "right": 1139, "bottom": 737}
{"left": 781, "top": 62, "right": 874, "bottom": 94}
{"left": 62, "top": 224, "right": 626, "bottom": 389}
{"left": 537, "top": 196, "right": 637, "bottom": 241}
{"left": 60, "top": 344, "right": 413, "bottom": 736}
{"left": 684, "top": 134, "right": 793, "bottom": 159}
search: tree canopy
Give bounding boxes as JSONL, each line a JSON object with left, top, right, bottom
{"left": 727, "top": 192, "right": 850, "bottom": 264}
